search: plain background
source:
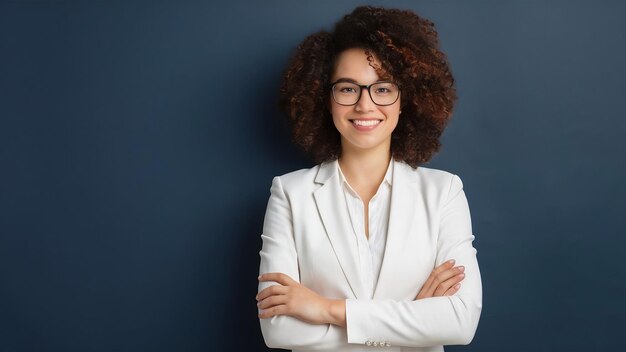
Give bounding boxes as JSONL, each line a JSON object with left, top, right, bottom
{"left": 1, "top": 0, "right": 625, "bottom": 351}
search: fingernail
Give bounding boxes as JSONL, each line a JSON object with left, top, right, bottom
{"left": 448, "top": 259, "right": 455, "bottom": 264}
{"left": 454, "top": 283, "right": 461, "bottom": 289}
{"left": 258, "top": 275, "right": 262, "bottom": 280}
{"left": 458, "top": 266, "right": 465, "bottom": 272}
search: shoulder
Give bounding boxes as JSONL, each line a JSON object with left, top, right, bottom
{"left": 398, "top": 161, "right": 461, "bottom": 184}
{"left": 274, "top": 164, "right": 320, "bottom": 186}
{"left": 396, "top": 161, "right": 465, "bottom": 197}
{"left": 267, "top": 163, "right": 323, "bottom": 195}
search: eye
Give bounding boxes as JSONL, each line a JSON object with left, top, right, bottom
{"left": 334, "top": 83, "right": 360, "bottom": 95}
{"left": 339, "top": 87, "right": 357, "bottom": 93}
{"left": 373, "top": 83, "right": 398, "bottom": 95}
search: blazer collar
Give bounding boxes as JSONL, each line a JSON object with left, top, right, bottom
{"left": 314, "top": 160, "right": 336, "bottom": 185}
{"left": 313, "top": 160, "right": 366, "bottom": 299}
{"left": 373, "top": 160, "right": 419, "bottom": 298}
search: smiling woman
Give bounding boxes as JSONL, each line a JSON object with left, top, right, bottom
{"left": 257, "top": 6, "right": 482, "bottom": 351}
{"left": 329, "top": 48, "right": 401, "bottom": 158}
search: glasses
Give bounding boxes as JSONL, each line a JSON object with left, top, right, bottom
{"left": 330, "top": 80, "right": 400, "bottom": 106}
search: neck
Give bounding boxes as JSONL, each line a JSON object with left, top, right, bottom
{"left": 338, "top": 141, "right": 391, "bottom": 187}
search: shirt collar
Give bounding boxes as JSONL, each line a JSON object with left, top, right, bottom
{"left": 376, "top": 158, "right": 394, "bottom": 187}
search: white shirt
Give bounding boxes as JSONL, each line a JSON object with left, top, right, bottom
{"left": 336, "top": 159, "right": 393, "bottom": 298}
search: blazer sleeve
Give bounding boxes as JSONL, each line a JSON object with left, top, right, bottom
{"left": 258, "top": 176, "right": 347, "bottom": 350}
{"left": 345, "top": 174, "right": 483, "bottom": 347}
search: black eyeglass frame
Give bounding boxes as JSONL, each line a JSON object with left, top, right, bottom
{"left": 329, "top": 80, "right": 401, "bottom": 106}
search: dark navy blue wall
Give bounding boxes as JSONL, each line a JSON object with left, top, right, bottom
{"left": 1, "top": 1, "right": 625, "bottom": 351}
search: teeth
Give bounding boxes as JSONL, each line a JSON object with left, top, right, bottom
{"left": 353, "top": 120, "right": 381, "bottom": 127}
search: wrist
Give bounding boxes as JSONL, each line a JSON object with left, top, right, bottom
{"left": 326, "top": 299, "right": 346, "bottom": 327}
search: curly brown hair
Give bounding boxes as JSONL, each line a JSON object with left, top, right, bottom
{"left": 279, "top": 6, "right": 457, "bottom": 168}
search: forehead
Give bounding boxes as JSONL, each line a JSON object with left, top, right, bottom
{"left": 331, "top": 48, "right": 385, "bottom": 83}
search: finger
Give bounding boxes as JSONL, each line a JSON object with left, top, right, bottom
{"left": 258, "top": 304, "right": 288, "bottom": 319}
{"left": 418, "top": 261, "right": 457, "bottom": 298}
{"left": 431, "top": 265, "right": 465, "bottom": 289}
{"left": 258, "top": 272, "right": 297, "bottom": 286}
{"left": 418, "top": 265, "right": 464, "bottom": 299}
{"left": 416, "top": 274, "right": 438, "bottom": 299}
{"left": 422, "top": 260, "right": 456, "bottom": 291}
{"left": 257, "top": 294, "right": 288, "bottom": 310}
{"left": 434, "top": 272, "right": 465, "bottom": 296}
{"left": 256, "top": 284, "right": 289, "bottom": 301}
{"left": 432, "top": 259, "right": 456, "bottom": 276}
{"left": 415, "top": 260, "right": 460, "bottom": 300}
{"left": 442, "top": 283, "right": 462, "bottom": 296}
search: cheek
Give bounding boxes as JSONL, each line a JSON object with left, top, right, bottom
{"left": 330, "top": 105, "right": 349, "bottom": 123}
{"left": 330, "top": 109, "right": 343, "bottom": 132}
{"left": 383, "top": 108, "right": 401, "bottom": 127}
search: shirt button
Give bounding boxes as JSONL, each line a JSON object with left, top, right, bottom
{"left": 365, "top": 340, "right": 372, "bottom": 346}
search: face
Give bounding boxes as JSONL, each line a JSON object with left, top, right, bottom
{"left": 330, "top": 48, "right": 400, "bottom": 156}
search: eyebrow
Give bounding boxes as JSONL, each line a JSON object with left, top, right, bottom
{"left": 331, "top": 77, "right": 390, "bottom": 85}
{"left": 332, "top": 78, "right": 359, "bottom": 84}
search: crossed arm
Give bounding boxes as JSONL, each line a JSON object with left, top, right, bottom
{"left": 257, "top": 260, "right": 465, "bottom": 326}
{"left": 257, "top": 175, "right": 482, "bottom": 349}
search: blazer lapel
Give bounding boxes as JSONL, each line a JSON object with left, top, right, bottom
{"left": 313, "top": 162, "right": 366, "bottom": 300}
{"left": 373, "top": 160, "right": 420, "bottom": 299}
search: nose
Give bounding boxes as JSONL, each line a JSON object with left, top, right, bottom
{"left": 355, "top": 88, "right": 376, "bottom": 112}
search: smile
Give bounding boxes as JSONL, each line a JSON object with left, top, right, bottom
{"left": 348, "top": 119, "right": 383, "bottom": 132}
{"left": 351, "top": 119, "right": 381, "bottom": 127}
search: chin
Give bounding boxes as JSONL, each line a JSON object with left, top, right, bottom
{"left": 342, "top": 138, "right": 389, "bottom": 152}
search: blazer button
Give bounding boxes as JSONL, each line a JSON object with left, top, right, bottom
{"left": 365, "top": 340, "right": 372, "bottom": 346}
{"left": 372, "top": 341, "right": 379, "bottom": 347}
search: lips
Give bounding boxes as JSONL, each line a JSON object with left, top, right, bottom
{"left": 349, "top": 118, "right": 383, "bottom": 131}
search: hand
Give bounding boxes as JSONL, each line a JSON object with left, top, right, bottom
{"left": 257, "top": 273, "right": 345, "bottom": 326}
{"left": 415, "top": 259, "right": 465, "bottom": 300}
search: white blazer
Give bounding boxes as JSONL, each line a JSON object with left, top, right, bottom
{"left": 258, "top": 159, "right": 482, "bottom": 352}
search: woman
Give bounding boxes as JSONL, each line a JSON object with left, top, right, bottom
{"left": 256, "top": 6, "right": 482, "bottom": 351}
